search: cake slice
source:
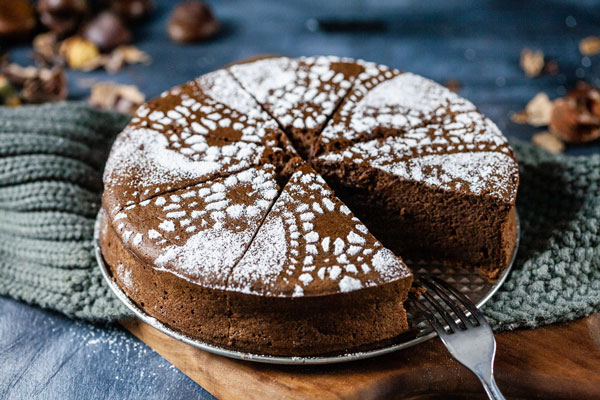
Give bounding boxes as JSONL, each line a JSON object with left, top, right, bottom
{"left": 226, "top": 164, "right": 413, "bottom": 355}
{"left": 313, "top": 73, "right": 519, "bottom": 278}
{"left": 229, "top": 56, "right": 364, "bottom": 158}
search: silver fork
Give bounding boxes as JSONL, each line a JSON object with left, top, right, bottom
{"left": 410, "top": 276, "right": 506, "bottom": 400}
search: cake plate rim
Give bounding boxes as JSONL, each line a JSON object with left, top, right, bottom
{"left": 94, "top": 209, "right": 520, "bottom": 365}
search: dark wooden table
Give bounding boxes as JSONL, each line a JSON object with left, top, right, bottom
{"left": 2, "top": 0, "right": 600, "bottom": 399}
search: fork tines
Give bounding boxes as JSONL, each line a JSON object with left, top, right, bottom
{"left": 411, "top": 276, "right": 487, "bottom": 334}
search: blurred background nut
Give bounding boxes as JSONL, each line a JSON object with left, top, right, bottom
{"left": 1, "top": 64, "right": 67, "bottom": 104}
{"left": 550, "top": 82, "right": 600, "bottom": 143}
{"left": 0, "top": 0, "right": 36, "bottom": 40}
{"left": 167, "top": 1, "right": 220, "bottom": 43}
{"left": 83, "top": 12, "right": 132, "bottom": 52}
{"left": 33, "top": 32, "right": 60, "bottom": 65}
{"left": 59, "top": 36, "right": 100, "bottom": 69}
{"left": 38, "top": 0, "right": 88, "bottom": 36}
{"left": 21, "top": 67, "right": 67, "bottom": 103}
{"left": 2, "top": 64, "right": 40, "bottom": 87}
{"left": 88, "top": 81, "right": 144, "bottom": 114}
{"left": 109, "top": 0, "right": 154, "bottom": 21}
{"left": 0, "top": 76, "right": 21, "bottom": 106}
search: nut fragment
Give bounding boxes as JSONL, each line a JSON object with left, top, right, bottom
{"left": 2, "top": 63, "right": 67, "bottom": 104}
{"left": 88, "top": 82, "right": 144, "bottom": 114}
{"left": 532, "top": 132, "right": 564, "bottom": 154}
{"left": 167, "top": 1, "right": 220, "bottom": 43}
{"left": 2, "top": 63, "right": 39, "bottom": 86}
{"left": 549, "top": 82, "right": 600, "bottom": 143}
{"left": 59, "top": 36, "right": 100, "bottom": 69}
{"left": 0, "top": 0, "right": 36, "bottom": 40}
{"left": 21, "top": 67, "right": 68, "bottom": 103}
{"left": 103, "top": 45, "right": 151, "bottom": 73}
{"left": 110, "top": 0, "right": 154, "bottom": 21}
{"left": 33, "top": 32, "right": 60, "bottom": 65}
{"left": 38, "top": 0, "right": 88, "bottom": 36}
{"left": 579, "top": 36, "right": 600, "bottom": 56}
{"left": 83, "top": 11, "right": 132, "bottom": 52}
{"left": 520, "top": 48, "right": 544, "bottom": 78}
{"left": 511, "top": 92, "right": 553, "bottom": 126}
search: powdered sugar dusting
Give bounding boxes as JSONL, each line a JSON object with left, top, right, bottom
{"left": 229, "top": 215, "right": 288, "bottom": 290}
{"left": 104, "top": 56, "right": 517, "bottom": 298}
{"left": 103, "top": 126, "right": 271, "bottom": 213}
{"left": 230, "top": 56, "right": 362, "bottom": 133}
{"left": 320, "top": 71, "right": 482, "bottom": 145}
{"left": 116, "top": 263, "right": 134, "bottom": 289}
{"left": 230, "top": 165, "right": 410, "bottom": 296}
{"left": 154, "top": 227, "right": 250, "bottom": 284}
{"left": 339, "top": 276, "right": 362, "bottom": 292}
{"left": 111, "top": 165, "right": 279, "bottom": 286}
{"left": 317, "top": 70, "right": 518, "bottom": 201}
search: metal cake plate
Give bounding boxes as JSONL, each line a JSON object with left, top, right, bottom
{"left": 95, "top": 209, "right": 520, "bottom": 365}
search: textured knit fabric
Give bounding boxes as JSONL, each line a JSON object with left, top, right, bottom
{"left": 0, "top": 102, "right": 598, "bottom": 329}
{"left": 483, "top": 141, "right": 600, "bottom": 330}
{"left": 0, "top": 102, "right": 132, "bottom": 320}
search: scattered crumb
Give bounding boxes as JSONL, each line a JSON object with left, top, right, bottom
{"left": 32, "top": 32, "right": 59, "bottom": 65}
{"left": 511, "top": 111, "right": 529, "bottom": 124}
{"left": 444, "top": 79, "right": 461, "bottom": 93}
{"left": 76, "top": 45, "right": 151, "bottom": 73}
{"left": 2, "top": 63, "right": 38, "bottom": 86}
{"left": 520, "top": 48, "right": 545, "bottom": 77}
{"left": 532, "top": 131, "right": 564, "bottom": 154}
{"left": 542, "top": 59, "right": 559, "bottom": 75}
{"left": 579, "top": 36, "right": 600, "bottom": 56}
{"left": 21, "top": 67, "right": 67, "bottom": 103}
{"left": 511, "top": 92, "right": 553, "bottom": 126}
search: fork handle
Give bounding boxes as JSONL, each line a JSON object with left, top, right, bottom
{"left": 478, "top": 374, "right": 505, "bottom": 400}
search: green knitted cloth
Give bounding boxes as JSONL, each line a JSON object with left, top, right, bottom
{"left": 0, "top": 102, "right": 598, "bottom": 330}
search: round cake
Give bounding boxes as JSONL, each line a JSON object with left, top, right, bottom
{"left": 100, "top": 56, "right": 519, "bottom": 356}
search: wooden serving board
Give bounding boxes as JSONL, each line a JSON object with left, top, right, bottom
{"left": 122, "top": 313, "right": 600, "bottom": 399}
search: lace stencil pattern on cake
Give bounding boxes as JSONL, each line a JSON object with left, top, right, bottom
{"left": 229, "top": 56, "right": 364, "bottom": 156}
{"left": 103, "top": 69, "right": 292, "bottom": 216}
{"left": 103, "top": 56, "right": 520, "bottom": 296}
{"left": 109, "top": 164, "right": 280, "bottom": 287}
{"left": 229, "top": 164, "right": 410, "bottom": 297}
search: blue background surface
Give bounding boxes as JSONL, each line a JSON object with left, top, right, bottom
{"left": 2, "top": 0, "right": 600, "bottom": 399}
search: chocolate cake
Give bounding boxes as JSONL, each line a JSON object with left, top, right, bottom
{"left": 100, "top": 56, "right": 519, "bottom": 356}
